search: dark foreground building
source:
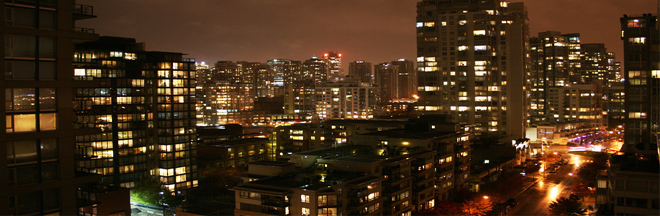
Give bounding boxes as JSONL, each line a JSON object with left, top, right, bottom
{"left": 1, "top": 0, "right": 102, "bottom": 214}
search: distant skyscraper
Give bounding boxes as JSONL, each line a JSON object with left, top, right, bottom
{"left": 620, "top": 14, "right": 659, "bottom": 154}
{"left": 529, "top": 32, "right": 619, "bottom": 127}
{"left": 529, "top": 32, "right": 581, "bottom": 124}
{"left": 348, "top": 60, "right": 373, "bottom": 83}
{"left": 237, "top": 61, "right": 274, "bottom": 98}
{"left": 581, "top": 43, "right": 619, "bottom": 86}
{"left": 302, "top": 57, "right": 327, "bottom": 84}
{"left": 416, "top": 0, "right": 529, "bottom": 138}
{"left": 323, "top": 52, "right": 343, "bottom": 82}
{"left": 391, "top": 59, "right": 417, "bottom": 98}
{"left": 316, "top": 78, "right": 376, "bottom": 120}
{"left": 73, "top": 36, "right": 198, "bottom": 193}
{"left": 282, "top": 58, "right": 317, "bottom": 115}
{"left": 374, "top": 62, "right": 399, "bottom": 104}
{"left": 267, "top": 59, "right": 300, "bottom": 96}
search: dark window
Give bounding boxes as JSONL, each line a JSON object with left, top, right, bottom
{"left": 38, "top": 61, "right": 56, "bottom": 80}
{"left": 18, "top": 191, "right": 40, "bottom": 215}
{"left": 38, "top": 10, "right": 55, "bottom": 29}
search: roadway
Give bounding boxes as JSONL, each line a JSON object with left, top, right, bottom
{"left": 510, "top": 153, "right": 583, "bottom": 215}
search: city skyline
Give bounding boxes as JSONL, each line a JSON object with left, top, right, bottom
{"left": 77, "top": 0, "right": 657, "bottom": 69}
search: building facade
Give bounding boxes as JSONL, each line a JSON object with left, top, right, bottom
{"left": 529, "top": 31, "right": 581, "bottom": 125}
{"left": 323, "top": 52, "right": 343, "bottom": 82}
{"left": 598, "top": 13, "right": 660, "bottom": 216}
{"left": 529, "top": 31, "right": 619, "bottom": 127}
{"left": 620, "top": 14, "right": 660, "bottom": 153}
{"left": 416, "top": 0, "right": 529, "bottom": 138}
{"left": 73, "top": 37, "right": 198, "bottom": 193}
{"left": 349, "top": 60, "right": 373, "bottom": 83}
{"left": 316, "top": 78, "right": 376, "bottom": 120}
{"left": 1, "top": 1, "right": 102, "bottom": 214}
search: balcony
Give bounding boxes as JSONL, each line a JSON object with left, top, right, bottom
{"left": 73, "top": 4, "right": 96, "bottom": 20}
{"left": 75, "top": 27, "right": 96, "bottom": 34}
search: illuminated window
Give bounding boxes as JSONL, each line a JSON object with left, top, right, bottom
{"left": 424, "top": 22, "right": 435, "bottom": 27}
{"left": 124, "top": 53, "right": 136, "bottom": 60}
{"left": 629, "top": 37, "right": 646, "bottom": 44}
{"left": 629, "top": 112, "right": 647, "bottom": 119}
{"left": 416, "top": 22, "right": 423, "bottom": 27}
{"left": 39, "top": 113, "right": 56, "bottom": 131}
{"left": 473, "top": 30, "right": 486, "bottom": 35}
{"left": 474, "top": 45, "right": 488, "bottom": 51}
{"left": 301, "top": 194, "right": 310, "bottom": 203}
{"left": 652, "top": 70, "right": 660, "bottom": 78}
{"left": 458, "top": 45, "right": 468, "bottom": 51}
{"left": 110, "top": 51, "right": 123, "bottom": 57}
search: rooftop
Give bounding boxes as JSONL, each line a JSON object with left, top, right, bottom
{"left": 363, "top": 129, "right": 456, "bottom": 139}
{"left": 243, "top": 170, "right": 372, "bottom": 191}
{"left": 610, "top": 154, "right": 660, "bottom": 173}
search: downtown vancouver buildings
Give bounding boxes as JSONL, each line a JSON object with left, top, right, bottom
{"left": 529, "top": 31, "right": 620, "bottom": 128}
{"left": 1, "top": 0, "right": 657, "bottom": 215}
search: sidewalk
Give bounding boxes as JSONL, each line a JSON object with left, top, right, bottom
{"left": 506, "top": 177, "right": 540, "bottom": 215}
{"left": 514, "top": 177, "right": 539, "bottom": 198}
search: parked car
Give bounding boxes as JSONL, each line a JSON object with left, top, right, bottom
{"left": 506, "top": 198, "right": 519, "bottom": 207}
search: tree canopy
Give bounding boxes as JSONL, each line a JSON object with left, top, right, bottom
{"left": 549, "top": 197, "right": 586, "bottom": 216}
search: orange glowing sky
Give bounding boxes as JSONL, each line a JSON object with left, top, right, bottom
{"left": 78, "top": 0, "right": 658, "bottom": 69}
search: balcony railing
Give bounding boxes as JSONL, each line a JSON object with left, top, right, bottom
{"left": 75, "top": 27, "right": 95, "bottom": 34}
{"left": 73, "top": 4, "right": 96, "bottom": 21}
{"left": 74, "top": 4, "right": 94, "bottom": 16}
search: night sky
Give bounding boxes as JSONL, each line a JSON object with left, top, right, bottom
{"left": 77, "top": 0, "right": 657, "bottom": 69}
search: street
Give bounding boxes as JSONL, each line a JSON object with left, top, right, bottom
{"left": 511, "top": 149, "right": 590, "bottom": 215}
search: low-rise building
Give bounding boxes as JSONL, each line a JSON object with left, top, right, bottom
{"left": 232, "top": 164, "right": 384, "bottom": 216}
{"left": 600, "top": 154, "right": 659, "bottom": 215}
{"left": 198, "top": 138, "right": 270, "bottom": 168}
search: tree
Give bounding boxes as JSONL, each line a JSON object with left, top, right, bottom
{"left": 576, "top": 163, "right": 600, "bottom": 187}
{"left": 549, "top": 197, "right": 586, "bottom": 216}
{"left": 131, "top": 177, "right": 183, "bottom": 208}
{"left": 435, "top": 201, "right": 463, "bottom": 215}
{"left": 492, "top": 173, "right": 525, "bottom": 201}
{"left": 570, "top": 182, "right": 592, "bottom": 200}
{"left": 462, "top": 197, "right": 493, "bottom": 216}
{"left": 452, "top": 188, "right": 477, "bottom": 203}
{"left": 131, "top": 177, "right": 162, "bottom": 206}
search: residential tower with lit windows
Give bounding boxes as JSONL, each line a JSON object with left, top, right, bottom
{"left": 73, "top": 36, "right": 198, "bottom": 193}
{"left": 415, "top": 0, "right": 529, "bottom": 138}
